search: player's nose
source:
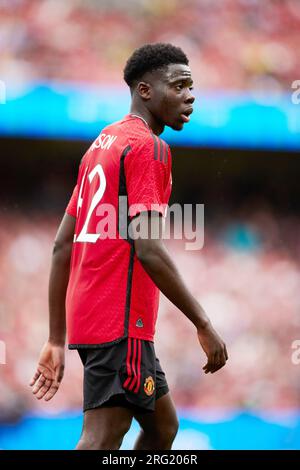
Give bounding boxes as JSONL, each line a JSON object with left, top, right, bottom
{"left": 185, "top": 90, "right": 195, "bottom": 105}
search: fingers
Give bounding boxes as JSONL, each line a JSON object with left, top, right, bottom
{"left": 31, "top": 366, "right": 63, "bottom": 401}
{"left": 30, "top": 344, "right": 65, "bottom": 402}
{"left": 44, "top": 382, "right": 60, "bottom": 401}
{"left": 203, "top": 347, "right": 228, "bottom": 374}
{"left": 55, "top": 364, "right": 65, "bottom": 384}
{"left": 29, "top": 369, "right": 41, "bottom": 387}
{"left": 210, "top": 352, "right": 219, "bottom": 373}
{"left": 35, "top": 378, "right": 52, "bottom": 400}
{"left": 202, "top": 355, "right": 215, "bottom": 374}
{"left": 211, "top": 351, "right": 226, "bottom": 373}
{"left": 32, "top": 374, "right": 47, "bottom": 395}
{"left": 32, "top": 377, "right": 60, "bottom": 401}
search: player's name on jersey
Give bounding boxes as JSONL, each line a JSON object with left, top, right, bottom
{"left": 89, "top": 133, "right": 118, "bottom": 152}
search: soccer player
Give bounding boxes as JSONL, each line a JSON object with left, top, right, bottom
{"left": 30, "top": 43, "right": 228, "bottom": 450}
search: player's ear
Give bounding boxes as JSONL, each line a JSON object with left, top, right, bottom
{"left": 136, "top": 81, "right": 151, "bottom": 100}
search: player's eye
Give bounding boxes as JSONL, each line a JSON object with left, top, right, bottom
{"left": 175, "top": 84, "right": 184, "bottom": 91}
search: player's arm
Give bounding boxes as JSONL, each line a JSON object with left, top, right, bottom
{"left": 30, "top": 213, "right": 76, "bottom": 400}
{"left": 132, "top": 212, "right": 228, "bottom": 374}
{"left": 48, "top": 213, "right": 75, "bottom": 345}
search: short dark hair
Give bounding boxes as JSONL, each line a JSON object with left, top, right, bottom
{"left": 123, "top": 43, "right": 189, "bottom": 88}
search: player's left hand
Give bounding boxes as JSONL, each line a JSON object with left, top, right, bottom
{"left": 197, "top": 323, "right": 228, "bottom": 374}
{"left": 29, "top": 341, "right": 65, "bottom": 401}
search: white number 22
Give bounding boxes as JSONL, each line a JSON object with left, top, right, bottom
{"left": 75, "top": 164, "right": 106, "bottom": 243}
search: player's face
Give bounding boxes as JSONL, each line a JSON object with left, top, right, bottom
{"left": 153, "top": 64, "right": 195, "bottom": 131}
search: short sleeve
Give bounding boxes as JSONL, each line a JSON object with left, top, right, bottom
{"left": 65, "top": 184, "right": 79, "bottom": 218}
{"left": 126, "top": 135, "right": 170, "bottom": 218}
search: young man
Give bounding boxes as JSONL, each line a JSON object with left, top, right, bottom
{"left": 30, "top": 43, "right": 228, "bottom": 450}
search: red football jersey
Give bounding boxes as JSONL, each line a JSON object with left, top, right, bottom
{"left": 65, "top": 114, "right": 172, "bottom": 347}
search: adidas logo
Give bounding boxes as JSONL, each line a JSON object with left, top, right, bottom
{"left": 136, "top": 318, "right": 144, "bottom": 328}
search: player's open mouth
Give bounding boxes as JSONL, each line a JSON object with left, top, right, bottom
{"left": 181, "top": 114, "right": 190, "bottom": 123}
{"left": 180, "top": 108, "right": 193, "bottom": 123}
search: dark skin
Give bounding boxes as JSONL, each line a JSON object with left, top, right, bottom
{"left": 29, "top": 213, "right": 74, "bottom": 401}
{"left": 30, "top": 63, "right": 228, "bottom": 449}
{"left": 130, "top": 63, "right": 195, "bottom": 135}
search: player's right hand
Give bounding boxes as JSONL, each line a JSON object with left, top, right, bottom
{"left": 197, "top": 324, "right": 228, "bottom": 374}
{"left": 29, "top": 341, "right": 65, "bottom": 401}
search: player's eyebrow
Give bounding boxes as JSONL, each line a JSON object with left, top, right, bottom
{"left": 169, "top": 77, "right": 193, "bottom": 86}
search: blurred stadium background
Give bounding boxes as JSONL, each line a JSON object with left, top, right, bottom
{"left": 1, "top": 0, "right": 300, "bottom": 450}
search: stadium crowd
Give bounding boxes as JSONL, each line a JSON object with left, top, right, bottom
{"left": 0, "top": 210, "right": 299, "bottom": 421}
{"left": 0, "top": 0, "right": 299, "bottom": 424}
{"left": 0, "top": 0, "right": 299, "bottom": 91}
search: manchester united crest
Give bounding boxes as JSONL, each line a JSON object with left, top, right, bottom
{"left": 144, "top": 376, "right": 155, "bottom": 396}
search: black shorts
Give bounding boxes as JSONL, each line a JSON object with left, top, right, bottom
{"left": 77, "top": 337, "right": 169, "bottom": 413}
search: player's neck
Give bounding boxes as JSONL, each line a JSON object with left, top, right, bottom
{"left": 129, "top": 105, "right": 164, "bottom": 136}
